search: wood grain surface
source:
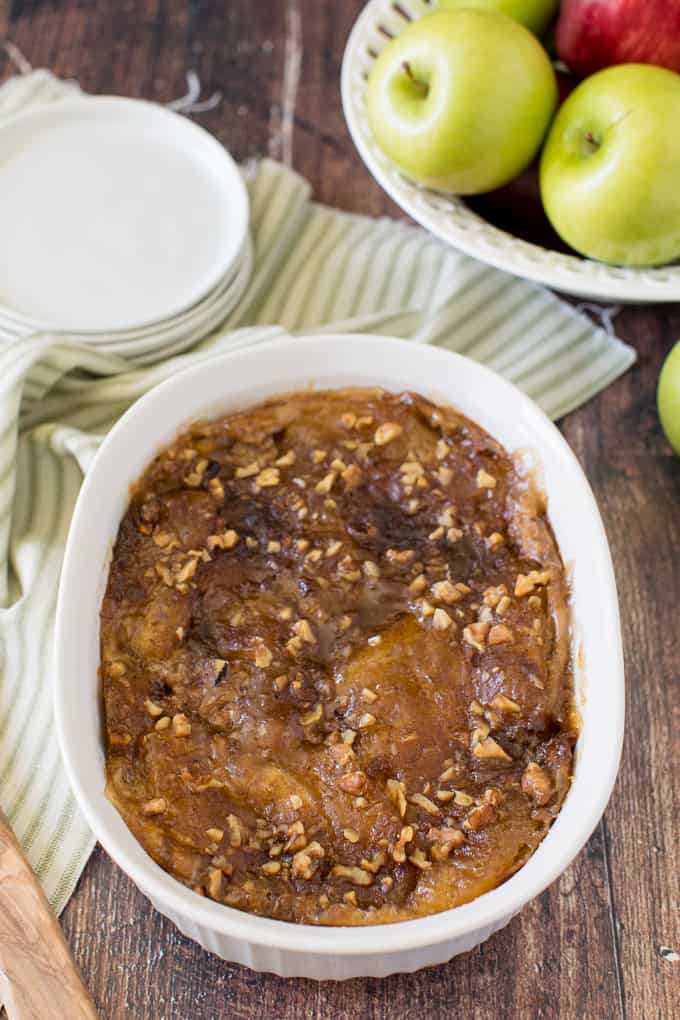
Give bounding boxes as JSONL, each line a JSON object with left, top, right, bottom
{"left": 1, "top": 2, "right": 679, "bottom": 1018}
{"left": 0, "top": 810, "right": 97, "bottom": 1020}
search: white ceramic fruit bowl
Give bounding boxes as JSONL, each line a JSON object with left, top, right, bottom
{"left": 341, "top": 0, "right": 680, "bottom": 303}
{"left": 54, "top": 335, "right": 624, "bottom": 980}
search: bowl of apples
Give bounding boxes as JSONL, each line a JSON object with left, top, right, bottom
{"left": 341, "top": 0, "right": 680, "bottom": 302}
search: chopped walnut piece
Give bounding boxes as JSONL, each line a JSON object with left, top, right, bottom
{"left": 301, "top": 704, "right": 323, "bottom": 726}
{"left": 286, "top": 635, "right": 303, "bottom": 657}
{"left": 343, "top": 828, "right": 360, "bottom": 843}
{"left": 490, "top": 694, "right": 521, "bottom": 714}
{"left": 267, "top": 540, "right": 281, "bottom": 553}
{"left": 409, "top": 573, "right": 427, "bottom": 595}
{"left": 463, "top": 622, "right": 490, "bottom": 653}
{"left": 361, "top": 687, "right": 378, "bottom": 704}
{"left": 254, "top": 644, "right": 273, "bottom": 668}
{"left": 206, "top": 868, "right": 223, "bottom": 898}
{"left": 278, "top": 607, "right": 293, "bottom": 622}
{"left": 435, "top": 789, "right": 455, "bottom": 803}
{"left": 488, "top": 624, "right": 514, "bottom": 646}
{"left": 338, "top": 771, "right": 368, "bottom": 795}
{"left": 464, "top": 789, "right": 502, "bottom": 831}
{"left": 447, "top": 528, "right": 463, "bottom": 544}
{"left": 437, "top": 507, "right": 456, "bottom": 528}
{"left": 340, "top": 463, "right": 362, "bottom": 489}
{"left": 386, "top": 548, "right": 415, "bottom": 565}
{"left": 359, "top": 851, "right": 386, "bottom": 874}
{"left": 343, "top": 891, "right": 358, "bottom": 906}
{"left": 255, "top": 466, "right": 280, "bottom": 488}
{"left": 275, "top": 450, "right": 296, "bottom": 467}
{"left": 515, "top": 570, "right": 550, "bottom": 597}
{"left": 428, "top": 525, "right": 445, "bottom": 541}
{"left": 454, "top": 790, "right": 474, "bottom": 807}
{"left": 386, "top": 778, "right": 407, "bottom": 818}
{"left": 416, "top": 598, "right": 435, "bottom": 618}
{"left": 207, "top": 529, "right": 239, "bottom": 552}
{"left": 409, "top": 792, "right": 440, "bottom": 816}
{"left": 315, "top": 470, "right": 337, "bottom": 495}
{"left": 497, "top": 595, "right": 512, "bottom": 616}
{"left": 293, "top": 618, "right": 315, "bottom": 644}
{"left": 437, "top": 466, "right": 454, "bottom": 486}
{"left": 145, "top": 699, "right": 163, "bottom": 717}
{"left": 261, "top": 860, "right": 282, "bottom": 876}
{"left": 341, "top": 412, "right": 357, "bottom": 429}
{"left": 325, "top": 539, "right": 343, "bottom": 558}
{"left": 332, "top": 864, "right": 374, "bottom": 886}
{"left": 472, "top": 737, "right": 512, "bottom": 762}
{"left": 428, "top": 827, "right": 466, "bottom": 861}
{"left": 374, "top": 422, "right": 403, "bottom": 446}
{"left": 235, "top": 461, "right": 259, "bottom": 479}
{"left": 285, "top": 820, "right": 307, "bottom": 853}
{"left": 435, "top": 439, "right": 448, "bottom": 460}
{"left": 521, "top": 762, "right": 554, "bottom": 805}
{"left": 431, "top": 580, "right": 462, "bottom": 605}
{"left": 226, "top": 814, "right": 245, "bottom": 848}
{"left": 184, "top": 459, "right": 208, "bottom": 487}
{"left": 142, "top": 798, "right": 167, "bottom": 816}
{"left": 329, "top": 741, "right": 353, "bottom": 766}
{"left": 290, "top": 794, "right": 303, "bottom": 810}
{"left": 293, "top": 841, "right": 325, "bottom": 879}
{"left": 432, "top": 608, "right": 454, "bottom": 632}
{"left": 208, "top": 476, "right": 224, "bottom": 501}
{"left": 153, "top": 531, "right": 179, "bottom": 550}
{"left": 483, "top": 584, "right": 507, "bottom": 608}
{"left": 172, "top": 713, "right": 191, "bottom": 737}
{"left": 206, "top": 827, "right": 224, "bottom": 843}
{"left": 391, "top": 825, "right": 415, "bottom": 863}
{"left": 408, "top": 848, "right": 432, "bottom": 870}
{"left": 362, "top": 559, "right": 380, "bottom": 579}
{"left": 154, "top": 716, "right": 171, "bottom": 731}
{"left": 476, "top": 468, "right": 497, "bottom": 489}
{"left": 358, "top": 712, "right": 376, "bottom": 729}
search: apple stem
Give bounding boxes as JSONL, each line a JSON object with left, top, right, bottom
{"left": 584, "top": 130, "right": 600, "bottom": 155}
{"left": 401, "top": 61, "right": 428, "bottom": 97}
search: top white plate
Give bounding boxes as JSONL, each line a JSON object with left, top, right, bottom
{"left": 0, "top": 97, "right": 249, "bottom": 332}
{"left": 341, "top": 0, "right": 680, "bottom": 303}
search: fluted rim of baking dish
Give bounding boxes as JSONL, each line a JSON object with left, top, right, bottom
{"left": 54, "top": 335, "right": 624, "bottom": 957}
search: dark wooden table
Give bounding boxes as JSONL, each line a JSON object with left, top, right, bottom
{"left": 1, "top": 2, "right": 679, "bottom": 1018}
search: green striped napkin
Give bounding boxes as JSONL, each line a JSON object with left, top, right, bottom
{"left": 0, "top": 70, "right": 635, "bottom": 915}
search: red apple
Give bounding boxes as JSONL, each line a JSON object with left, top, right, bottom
{"left": 556, "top": 0, "right": 680, "bottom": 77}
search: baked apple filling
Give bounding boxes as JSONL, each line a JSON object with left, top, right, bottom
{"left": 101, "top": 388, "right": 576, "bottom": 925}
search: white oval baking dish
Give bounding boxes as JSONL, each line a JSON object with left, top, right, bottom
{"left": 54, "top": 335, "right": 624, "bottom": 979}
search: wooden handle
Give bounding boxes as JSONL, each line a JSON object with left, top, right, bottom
{"left": 0, "top": 809, "right": 98, "bottom": 1020}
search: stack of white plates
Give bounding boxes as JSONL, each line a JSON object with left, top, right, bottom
{"left": 0, "top": 96, "right": 252, "bottom": 362}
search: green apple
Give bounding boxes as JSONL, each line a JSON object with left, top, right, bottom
{"left": 366, "top": 10, "right": 557, "bottom": 195}
{"left": 658, "top": 340, "right": 680, "bottom": 453}
{"left": 437, "top": 0, "right": 559, "bottom": 36}
{"left": 540, "top": 64, "right": 680, "bottom": 266}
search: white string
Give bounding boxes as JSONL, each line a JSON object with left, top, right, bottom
{"left": 574, "top": 302, "right": 621, "bottom": 337}
{"left": 2, "top": 41, "right": 32, "bottom": 75}
{"left": 166, "top": 70, "right": 222, "bottom": 114}
{"left": 268, "top": 0, "right": 302, "bottom": 166}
